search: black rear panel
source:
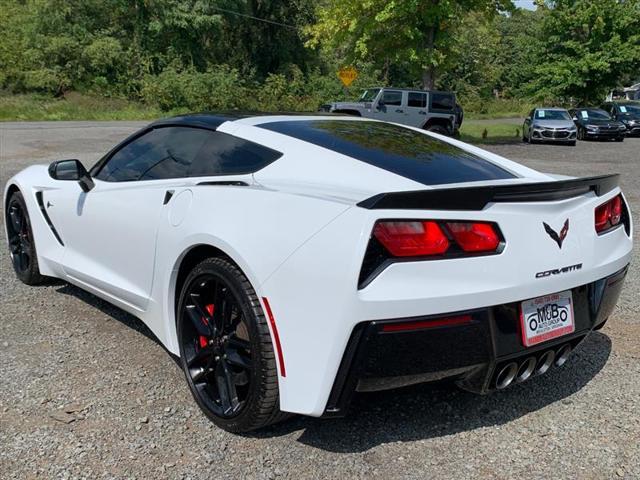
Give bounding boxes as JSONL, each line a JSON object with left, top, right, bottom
{"left": 258, "top": 120, "right": 515, "bottom": 186}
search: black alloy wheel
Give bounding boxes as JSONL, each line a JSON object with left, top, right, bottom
{"left": 177, "top": 257, "right": 288, "bottom": 432}
{"left": 6, "top": 191, "right": 44, "bottom": 285}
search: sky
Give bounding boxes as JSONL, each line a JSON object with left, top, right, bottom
{"left": 514, "top": 0, "right": 537, "bottom": 10}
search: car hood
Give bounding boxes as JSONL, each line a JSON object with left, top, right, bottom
{"left": 533, "top": 119, "right": 575, "bottom": 129}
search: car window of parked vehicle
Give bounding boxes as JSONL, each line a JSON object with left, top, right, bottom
{"left": 189, "top": 132, "right": 282, "bottom": 177}
{"left": 359, "top": 89, "right": 380, "bottom": 102}
{"left": 259, "top": 120, "right": 515, "bottom": 185}
{"left": 95, "top": 127, "right": 210, "bottom": 182}
{"left": 618, "top": 104, "right": 640, "bottom": 117}
{"left": 430, "top": 93, "right": 455, "bottom": 112}
{"left": 579, "top": 109, "right": 612, "bottom": 120}
{"left": 407, "top": 92, "right": 427, "bottom": 108}
{"left": 534, "top": 110, "right": 571, "bottom": 121}
{"left": 380, "top": 90, "right": 403, "bottom": 106}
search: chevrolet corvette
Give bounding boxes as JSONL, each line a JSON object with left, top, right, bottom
{"left": 3, "top": 114, "right": 633, "bottom": 432}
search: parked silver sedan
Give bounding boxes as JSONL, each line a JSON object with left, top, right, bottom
{"left": 523, "top": 108, "right": 577, "bottom": 146}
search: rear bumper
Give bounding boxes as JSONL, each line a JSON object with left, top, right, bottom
{"left": 323, "top": 264, "right": 628, "bottom": 417}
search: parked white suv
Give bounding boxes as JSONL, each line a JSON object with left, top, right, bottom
{"left": 320, "top": 87, "right": 461, "bottom": 135}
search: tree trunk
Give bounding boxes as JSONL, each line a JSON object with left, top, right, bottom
{"left": 422, "top": 26, "right": 437, "bottom": 90}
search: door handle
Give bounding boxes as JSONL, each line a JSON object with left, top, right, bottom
{"left": 163, "top": 190, "right": 175, "bottom": 205}
{"left": 418, "top": 110, "right": 426, "bottom": 115}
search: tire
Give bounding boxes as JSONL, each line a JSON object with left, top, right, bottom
{"left": 177, "top": 257, "right": 289, "bottom": 432}
{"left": 427, "top": 125, "right": 449, "bottom": 135}
{"left": 568, "top": 141, "right": 576, "bottom": 146}
{"left": 615, "top": 137, "right": 624, "bottom": 142}
{"left": 5, "top": 191, "right": 45, "bottom": 285}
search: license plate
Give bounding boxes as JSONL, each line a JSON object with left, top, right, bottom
{"left": 520, "top": 290, "right": 575, "bottom": 347}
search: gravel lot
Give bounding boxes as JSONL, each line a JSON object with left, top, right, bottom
{"left": 1, "top": 122, "right": 639, "bottom": 480}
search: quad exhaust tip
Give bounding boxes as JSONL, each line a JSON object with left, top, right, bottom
{"left": 535, "top": 350, "right": 555, "bottom": 376}
{"left": 495, "top": 343, "right": 573, "bottom": 390}
{"left": 515, "top": 357, "right": 536, "bottom": 383}
{"left": 495, "top": 362, "right": 518, "bottom": 389}
{"left": 555, "top": 344, "right": 572, "bottom": 367}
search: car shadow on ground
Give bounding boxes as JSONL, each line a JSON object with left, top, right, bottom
{"left": 54, "top": 283, "right": 164, "bottom": 347}
{"left": 251, "top": 332, "right": 612, "bottom": 453}
{"left": 53, "top": 280, "right": 611, "bottom": 454}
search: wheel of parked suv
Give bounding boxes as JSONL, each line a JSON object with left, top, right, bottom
{"left": 427, "top": 125, "right": 449, "bottom": 135}
{"left": 176, "top": 257, "right": 288, "bottom": 432}
{"left": 568, "top": 141, "right": 576, "bottom": 146}
{"left": 5, "top": 191, "right": 44, "bottom": 285}
{"left": 615, "top": 137, "right": 624, "bottom": 142}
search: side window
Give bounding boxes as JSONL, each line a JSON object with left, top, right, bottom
{"left": 189, "top": 132, "right": 282, "bottom": 177}
{"left": 430, "top": 93, "right": 454, "bottom": 112}
{"left": 95, "top": 127, "right": 209, "bottom": 182}
{"left": 407, "top": 92, "right": 427, "bottom": 108}
{"left": 381, "top": 90, "right": 403, "bottom": 106}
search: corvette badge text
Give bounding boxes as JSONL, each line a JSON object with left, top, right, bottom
{"left": 536, "top": 263, "right": 583, "bottom": 278}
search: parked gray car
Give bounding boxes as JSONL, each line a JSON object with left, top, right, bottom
{"left": 522, "top": 108, "right": 577, "bottom": 146}
{"left": 320, "top": 87, "right": 460, "bottom": 135}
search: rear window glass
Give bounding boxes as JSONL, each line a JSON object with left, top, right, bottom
{"left": 430, "top": 93, "right": 454, "bottom": 112}
{"left": 258, "top": 120, "right": 515, "bottom": 185}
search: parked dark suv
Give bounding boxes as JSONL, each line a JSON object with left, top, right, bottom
{"left": 569, "top": 108, "right": 626, "bottom": 142}
{"left": 600, "top": 101, "right": 640, "bottom": 136}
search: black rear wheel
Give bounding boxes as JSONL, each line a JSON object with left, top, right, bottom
{"left": 177, "top": 257, "right": 288, "bottom": 432}
{"left": 5, "top": 191, "right": 44, "bottom": 285}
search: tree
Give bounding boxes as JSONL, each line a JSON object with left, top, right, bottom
{"left": 527, "top": 0, "right": 640, "bottom": 104}
{"left": 306, "top": 0, "right": 513, "bottom": 90}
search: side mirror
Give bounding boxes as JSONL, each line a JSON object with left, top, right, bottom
{"left": 572, "top": 116, "right": 578, "bottom": 121}
{"left": 48, "top": 159, "right": 95, "bottom": 192}
{"left": 376, "top": 100, "right": 385, "bottom": 110}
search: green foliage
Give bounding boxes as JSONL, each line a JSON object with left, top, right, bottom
{"left": 306, "top": 0, "right": 513, "bottom": 89}
{"left": 1, "top": 0, "right": 638, "bottom": 119}
{"left": 526, "top": 0, "right": 640, "bottom": 104}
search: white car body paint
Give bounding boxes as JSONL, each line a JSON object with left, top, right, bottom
{"left": 4, "top": 115, "right": 633, "bottom": 417}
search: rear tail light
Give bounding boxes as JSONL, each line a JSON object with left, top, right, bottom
{"left": 372, "top": 220, "right": 502, "bottom": 258}
{"left": 360, "top": 219, "right": 503, "bottom": 288}
{"left": 373, "top": 221, "right": 449, "bottom": 257}
{"left": 595, "top": 194, "right": 626, "bottom": 234}
{"left": 445, "top": 222, "right": 501, "bottom": 252}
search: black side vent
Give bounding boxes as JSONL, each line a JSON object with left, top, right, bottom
{"left": 35, "top": 191, "right": 64, "bottom": 246}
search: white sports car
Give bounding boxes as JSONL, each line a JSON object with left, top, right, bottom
{"left": 4, "top": 114, "right": 633, "bottom": 432}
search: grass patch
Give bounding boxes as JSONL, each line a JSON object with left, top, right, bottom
{"left": 0, "top": 92, "right": 167, "bottom": 121}
{"left": 460, "top": 121, "right": 523, "bottom": 144}
{"left": 464, "top": 98, "right": 535, "bottom": 120}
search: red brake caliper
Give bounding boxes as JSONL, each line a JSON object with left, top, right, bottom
{"left": 199, "top": 304, "right": 215, "bottom": 348}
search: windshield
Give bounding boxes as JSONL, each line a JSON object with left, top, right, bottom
{"left": 577, "top": 109, "right": 611, "bottom": 120}
{"left": 359, "top": 89, "right": 380, "bottom": 102}
{"left": 618, "top": 103, "right": 640, "bottom": 118}
{"left": 535, "top": 110, "right": 571, "bottom": 121}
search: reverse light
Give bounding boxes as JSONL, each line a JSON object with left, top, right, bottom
{"left": 595, "top": 194, "right": 624, "bottom": 234}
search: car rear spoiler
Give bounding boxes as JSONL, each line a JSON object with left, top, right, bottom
{"left": 357, "top": 174, "right": 619, "bottom": 211}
